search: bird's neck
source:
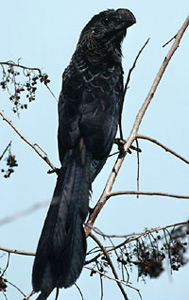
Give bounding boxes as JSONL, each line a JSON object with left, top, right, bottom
{"left": 72, "top": 39, "right": 122, "bottom": 74}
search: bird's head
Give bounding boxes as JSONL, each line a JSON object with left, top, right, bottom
{"left": 79, "top": 8, "right": 136, "bottom": 46}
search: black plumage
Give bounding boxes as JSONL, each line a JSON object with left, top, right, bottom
{"left": 32, "top": 8, "right": 136, "bottom": 299}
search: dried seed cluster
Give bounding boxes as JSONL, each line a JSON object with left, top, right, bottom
{"left": 1, "top": 143, "right": 18, "bottom": 178}
{"left": 87, "top": 224, "right": 188, "bottom": 285}
{"left": 0, "top": 275, "right": 7, "bottom": 292}
{"left": 0, "top": 62, "right": 50, "bottom": 114}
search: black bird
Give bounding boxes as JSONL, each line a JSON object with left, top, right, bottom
{"left": 32, "top": 8, "right": 136, "bottom": 299}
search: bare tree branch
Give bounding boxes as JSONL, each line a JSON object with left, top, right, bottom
{"left": 0, "top": 61, "right": 43, "bottom": 74}
{"left": 0, "top": 109, "right": 56, "bottom": 171}
{"left": 0, "top": 141, "right": 12, "bottom": 161}
{"left": 85, "top": 16, "right": 189, "bottom": 237}
{"left": 136, "top": 134, "right": 189, "bottom": 164}
{"left": 87, "top": 221, "right": 188, "bottom": 240}
{"left": 4, "top": 279, "right": 26, "bottom": 297}
{"left": 119, "top": 38, "right": 150, "bottom": 139}
{"left": 0, "top": 246, "right": 35, "bottom": 256}
{"left": 0, "top": 60, "right": 57, "bottom": 101}
{"left": 24, "top": 290, "right": 35, "bottom": 300}
{"left": 74, "top": 283, "right": 84, "bottom": 300}
{"left": 135, "top": 138, "right": 140, "bottom": 198}
{"left": 2, "top": 291, "right": 8, "bottom": 300}
{"left": 84, "top": 266, "right": 141, "bottom": 297}
{"left": 90, "top": 233, "right": 129, "bottom": 300}
{"left": 162, "top": 35, "right": 177, "bottom": 47}
{"left": 108, "top": 190, "right": 189, "bottom": 200}
{"left": 1, "top": 253, "right": 10, "bottom": 277}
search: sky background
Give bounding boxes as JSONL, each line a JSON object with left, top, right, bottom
{"left": 0, "top": 0, "right": 189, "bottom": 299}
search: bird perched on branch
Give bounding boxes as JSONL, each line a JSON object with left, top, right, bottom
{"left": 32, "top": 8, "right": 136, "bottom": 299}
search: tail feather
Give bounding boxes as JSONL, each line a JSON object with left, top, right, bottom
{"left": 32, "top": 143, "right": 91, "bottom": 297}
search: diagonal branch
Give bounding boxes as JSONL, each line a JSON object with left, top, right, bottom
{"left": 119, "top": 38, "right": 150, "bottom": 139}
{"left": 5, "top": 279, "right": 26, "bottom": 297}
{"left": 84, "top": 266, "right": 141, "bottom": 296}
{"left": 90, "top": 233, "right": 129, "bottom": 300}
{"left": 85, "top": 16, "right": 189, "bottom": 237}
{"left": 0, "top": 141, "right": 12, "bottom": 161}
{"left": 136, "top": 134, "right": 189, "bottom": 164}
{"left": 0, "top": 109, "right": 56, "bottom": 171}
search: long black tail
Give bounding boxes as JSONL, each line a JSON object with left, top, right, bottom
{"left": 32, "top": 143, "right": 91, "bottom": 299}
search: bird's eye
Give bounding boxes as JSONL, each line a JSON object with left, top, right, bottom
{"left": 102, "top": 17, "right": 110, "bottom": 25}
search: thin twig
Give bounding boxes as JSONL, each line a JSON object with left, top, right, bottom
{"left": 0, "top": 61, "right": 57, "bottom": 100}
{"left": 162, "top": 35, "right": 177, "bottom": 47}
{"left": 87, "top": 221, "right": 188, "bottom": 240}
{"left": 55, "top": 288, "right": 59, "bottom": 300}
{"left": 90, "top": 233, "right": 129, "bottom": 300}
{"left": 0, "top": 141, "right": 12, "bottom": 161}
{"left": 119, "top": 38, "right": 150, "bottom": 139}
{"left": 0, "top": 109, "right": 56, "bottom": 171}
{"left": 45, "top": 84, "right": 58, "bottom": 101}
{"left": 108, "top": 190, "right": 189, "bottom": 200}
{"left": 24, "top": 290, "right": 35, "bottom": 300}
{"left": 5, "top": 279, "right": 26, "bottom": 297}
{"left": 74, "top": 283, "right": 84, "bottom": 300}
{"left": 85, "top": 16, "right": 189, "bottom": 237}
{"left": 84, "top": 266, "right": 142, "bottom": 298}
{"left": 2, "top": 253, "right": 10, "bottom": 277}
{"left": 135, "top": 138, "right": 140, "bottom": 198}
{"left": 0, "top": 61, "right": 43, "bottom": 74}
{"left": 2, "top": 291, "right": 8, "bottom": 300}
{"left": 136, "top": 134, "right": 189, "bottom": 164}
{"left": 99, "top": 270, "right": 104, "bottom": 300}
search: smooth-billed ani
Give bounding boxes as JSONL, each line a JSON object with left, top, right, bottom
{"left": 32, "top": 8, "right": 136, "bottom": 300}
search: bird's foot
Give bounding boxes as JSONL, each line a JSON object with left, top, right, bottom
{"left": 114, "top": 138, "right": 142, "bottom": 154}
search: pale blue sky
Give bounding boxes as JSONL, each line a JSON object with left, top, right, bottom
{"left": 1, "top": 1, "right": 189, "bottom": 299}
